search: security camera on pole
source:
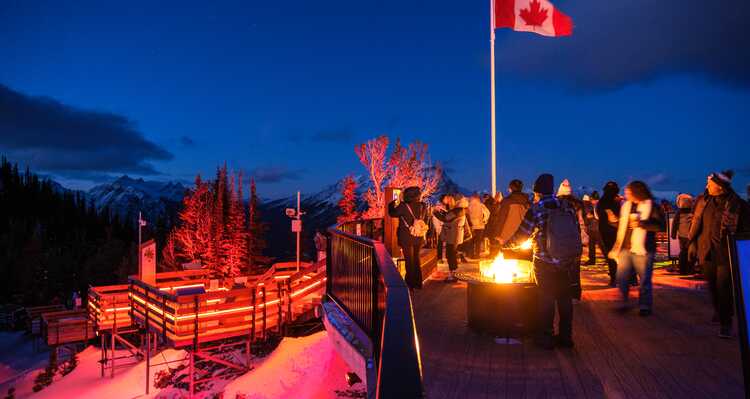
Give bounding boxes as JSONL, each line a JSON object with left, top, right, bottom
{"left": 285, "top": 191, "right": 305, "bottom": 272}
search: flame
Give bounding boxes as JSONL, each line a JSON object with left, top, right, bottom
{"left": 479, "top": 252, "right": 531, "bottom": 284}
{"left": 519, "top": 239, "right": 533, "bottom": 251}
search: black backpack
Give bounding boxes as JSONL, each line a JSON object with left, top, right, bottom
{"left": 545, "top": 202, "right": 582, "bottom": 261}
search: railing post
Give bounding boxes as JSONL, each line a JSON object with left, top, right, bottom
{"left": 371, "top": 246, "right": 380, "bottom": 365}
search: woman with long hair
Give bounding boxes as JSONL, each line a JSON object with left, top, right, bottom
{"left": 608, "top": 181, "right": 666, "bottom": 316}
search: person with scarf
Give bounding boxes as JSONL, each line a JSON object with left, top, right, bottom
{"left": 688, "top": 170, "right": 750, "bottom": 338}
{"left": 609, "top": 181, "right": 665, "bottom": 316}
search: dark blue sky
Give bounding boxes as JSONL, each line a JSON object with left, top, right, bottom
{"left": 1, "top": 0, "right": 748, "bottom": 198}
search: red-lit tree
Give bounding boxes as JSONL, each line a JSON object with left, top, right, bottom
{"left": 224, "top": 173, "right": 248, "bottom": 277}
{"left": 337, "top": 175, "right": 359, "bottom": 223}
{"left": 355, "top": 136, "right": 441, "bottom": 216}
{"left": 174, "top": 175, "right": 212, "bottom": 266}
{"left": 355, "top": 135, "right": 389, "bottom": 218}
{"left": 161, "top": 230, "right": 178, "bottom": 271}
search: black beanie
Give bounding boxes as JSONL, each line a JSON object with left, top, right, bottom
{"left": 710, "top": 170, "right": 734, "bottom": 189}
{"left": 533, "top": 174, "right": 554, "bottom": 195}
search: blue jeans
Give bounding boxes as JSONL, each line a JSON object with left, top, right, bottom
{"left": 617, "top": 251, "right": 654, "bottom": 309}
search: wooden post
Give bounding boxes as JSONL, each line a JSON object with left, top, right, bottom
{"left": 277, "top": 282, "right": 283, "bottom": 334}
{"left": 286, "top": 279, "right": 293, "bottom": 328}
{"left": 383, "top": 187, "right": 402, "bottom": 256}
{"left": 111, "top": 296, "right": 116, "bottom": 379}
{"left": 248, "top": 287, "right": 256, "bottom": 367}
{"left": 261, "top": 286, "right": 267, "bottom": 341}
{"left": 100, "top": 332, "right": 105, "bottom": 377}
{"left": 189, "top": 351, "right": 194, "bottom": 398}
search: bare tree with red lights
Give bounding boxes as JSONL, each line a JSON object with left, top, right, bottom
{"left": 355, "top": 135, "right": 441, "bottom": 217}
{"left": 355, "top": 135, "right": 390, "bottom": 218}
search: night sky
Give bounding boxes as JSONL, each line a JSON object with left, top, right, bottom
{"left": 1, "top": 0, "right": 748, "bottom": 198}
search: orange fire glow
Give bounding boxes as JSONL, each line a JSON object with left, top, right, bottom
{"left": 479, "top": 252, "right": 532, "bottom": 284}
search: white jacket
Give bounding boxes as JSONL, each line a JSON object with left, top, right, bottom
{"left": 467, "top": 198, "right": 490, "bottom": 230}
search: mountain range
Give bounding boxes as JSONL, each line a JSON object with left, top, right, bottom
{"left": 51, "top": 172, "right": 470, "bottom": 261}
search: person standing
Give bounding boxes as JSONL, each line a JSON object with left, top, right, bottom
{"left": 433, "top": 195, "right": 467, "bottom": 282}
{"left": 688, "top": 171, "right": 750, "bottom": 338}
{"left": 467, "top": 194, "right": 490, "bottom": 259}
{"left": 388, "top": 186, "right": 429, "bottom": 290}
{"left": 672, "top": 194, "right": 695, "bottom": 275}
{"left": 597, "top": 181, "right": 622, "bottom": 286}
{"left": 557, "top": 179, "right": 586, "bottom": 301}
{"left": 487, "top": 179, "right": 530, "bottom": 257}
{"left": 608, "top": 181, "right": 665, "bottom": 316}
{"left": 314, "top": 230, "right": 327, "bottom": 262}
{"left": 432, "top": 195, "right": 449, "bottom": 266}
{"left": 583, "top": 192, "right": 603, "bottom": 265}
{"left": 509, "top": 174, "right": 581, "bottom": 349}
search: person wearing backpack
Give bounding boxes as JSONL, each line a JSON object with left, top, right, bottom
{"left": 509, "top": 174, "right": 582, "bottom": 349}
{"left": 608, "top": 181, "right": 665, "bottom": 316}
{"left": 388, "top": 186, "right": 429, "bottom": 290}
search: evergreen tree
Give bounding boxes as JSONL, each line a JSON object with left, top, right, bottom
{"left": 337, "top": 175, "right": 359, "bottom": 223}
{"left": 247, "top": 178, "right": 269, "bottom": 273}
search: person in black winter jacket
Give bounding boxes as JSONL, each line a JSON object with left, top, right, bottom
{"left": 597, "top": 181, "right": 621, "bottom": 287}
{"left": 388, "top": 186, "right": 428, "bottom": 290}
{"left": 671, "top": 194, "right": 694, "bottom": 275}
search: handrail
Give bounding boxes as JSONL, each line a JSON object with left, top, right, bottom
{"left": 327, "top": 220, "right": 424, "bottom": 398}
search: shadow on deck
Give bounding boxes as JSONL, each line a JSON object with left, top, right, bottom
{"left": 413, "top": 264, "right": 745, "bottom": 399}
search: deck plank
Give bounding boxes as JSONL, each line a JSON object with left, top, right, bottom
{"left": 414, "top": 264, "right": 745, "bottom": 399}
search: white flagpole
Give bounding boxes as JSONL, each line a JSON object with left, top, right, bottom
{"left": 490, "top": 0, "right": 497, "bottom": 196}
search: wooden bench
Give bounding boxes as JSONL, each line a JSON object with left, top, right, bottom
{"left": 25, "top": 304, "right": 65, "bottom": 335}
{"left": 42, "top": 310, "right": 94, "bottom": 346}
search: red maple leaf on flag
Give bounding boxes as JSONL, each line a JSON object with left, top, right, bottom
{"left": 519, "top": 0, "right": 548, "bottom": 27}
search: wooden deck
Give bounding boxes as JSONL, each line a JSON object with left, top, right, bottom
{"left": 413, "top": 262, "right": 745, "bottom": 399}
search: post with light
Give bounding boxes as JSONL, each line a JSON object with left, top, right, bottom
{"left": 285, "top": 191, "right": 305, "bottom": 272}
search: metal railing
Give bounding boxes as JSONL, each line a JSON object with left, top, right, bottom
{"left": 336, "top": 218, "right": 384, "bottom": 241}
{"left": 326, "top": 220, "right": 424, "bottom": 398}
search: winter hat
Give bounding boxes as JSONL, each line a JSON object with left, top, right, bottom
{"left": 582, "top": 194, "right": 591, "bottom": 202}
{"left": 533, "top": 174, "right": 554, "bottom": 195}
{"left": 676, "top": 193, "right": 693, "bottom": 209}
{"left": 603, "top": 181, "right": 619, "bottom": 197}
{"left": 557, "top": 179, "right": 572, "bottom": 197}
{"left": 590, "top": 191, "right": 600, "bottom": 201}
{"left": 709, "top": 170, "right": 734, "bottom": 190}
{"left": 403, "top": 186, "right": 422, "bottom": 203}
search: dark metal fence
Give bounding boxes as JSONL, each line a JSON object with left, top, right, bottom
{"left": 327, "top": 220, "right": 423, "bottom": 398}
{"left": 337, "top": 218, "right": 384, "bottom": 241}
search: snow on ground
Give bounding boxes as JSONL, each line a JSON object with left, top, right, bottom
{"left": 0, "top": 332, "right": 49, "bottom": 390}
{"left": 3, "top": 331, "right": 358, "bottom": 399}
{"left": 223, "top": 332, "right": 356, "bottom": 399}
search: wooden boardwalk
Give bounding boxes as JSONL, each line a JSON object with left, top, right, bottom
{"left": 413, "top": 263, "right": 745, "bottom": 399}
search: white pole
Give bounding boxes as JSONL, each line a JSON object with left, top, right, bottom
{"left": 138, "top": 211, "right": 142, "bottom": 279}
{"left": 296, "top": 191, "right": 301, "bottom": 272}
{"left": 490, "top": 0, "right": 497, "bottom": 196}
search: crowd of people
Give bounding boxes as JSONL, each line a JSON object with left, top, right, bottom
{"left": 387, "top": 170, "right": 750, "bottom": 349}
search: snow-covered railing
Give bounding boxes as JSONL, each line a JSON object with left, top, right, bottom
{"left": 326, "top": 222, "right": 424, "bottom": 398}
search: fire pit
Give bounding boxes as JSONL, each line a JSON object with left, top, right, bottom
{"left": 456, "top": 250, "right": 538, "bottom": 337}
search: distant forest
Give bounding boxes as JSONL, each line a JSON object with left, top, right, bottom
{"left": 0, "top": 157, "right": 173, "bottom": 305}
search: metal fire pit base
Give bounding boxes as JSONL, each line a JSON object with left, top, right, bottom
{"left": 460, "top": 276, "right": 538, "bottom": 337}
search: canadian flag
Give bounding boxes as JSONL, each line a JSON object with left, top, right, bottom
{"left": 495, "top": 0, "right": 573, "bottom": 37}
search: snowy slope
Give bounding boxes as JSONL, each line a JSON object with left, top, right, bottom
{"left": 4, "top": 332, "right": 354, "bottom": 399}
